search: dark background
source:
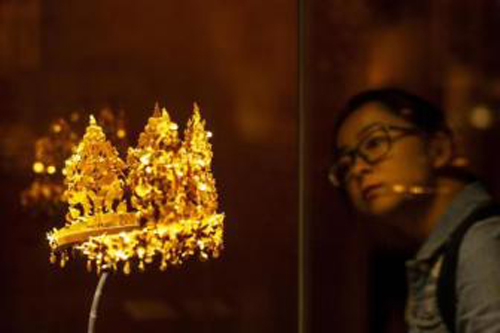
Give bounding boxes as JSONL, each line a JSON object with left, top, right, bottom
{"left": 0, "top": 1, "right": 296, "bottom": 332}
{"left": 307, "top": 0, "right": 500, "bottom": 332}
{"left": 2, "top": 0, "right": 500, "bottom": 332}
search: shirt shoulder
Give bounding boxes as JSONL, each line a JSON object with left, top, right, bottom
{"left": 456, "top": 215, "right": 500, "bottom": 332}
{"left": 460, "top": 215, "right": 500, "bottom": 262}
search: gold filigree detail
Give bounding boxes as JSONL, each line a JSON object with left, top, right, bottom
{"left": 127, "top": 105, "right": 185, "bottom": 223}
{"left": 47, "top": 104, "right": 224, "bottom": 274}
{"left": 183, "top": 103, "right": 218, "bottom": 217}
{"left": 64, "top": 116, "right": 127, "bottom": 219}
{"left": 21, "top": 109, "right": 128, "bottom": 211}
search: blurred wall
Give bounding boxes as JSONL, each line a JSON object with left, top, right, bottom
{"left": 307, "top": 0, "right": 500, "bottom": 332}
{"left": 0, "top": 1, "right": 297, "bottom": 332}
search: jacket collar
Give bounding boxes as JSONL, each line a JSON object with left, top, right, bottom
{"left": 413, "top": 181, "right": 492, "bottom": 262}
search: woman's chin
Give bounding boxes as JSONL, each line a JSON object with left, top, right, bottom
{"left": 360, "top": 193, "right": 405, "bottom": 217}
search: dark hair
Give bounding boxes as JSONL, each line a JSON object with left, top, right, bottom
{"left": 332, "top": 88, "right": 451, "bottom": 150}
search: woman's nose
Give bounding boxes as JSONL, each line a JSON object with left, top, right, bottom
{"left": 349, "top": 154, "right": 372, "bottom": 180}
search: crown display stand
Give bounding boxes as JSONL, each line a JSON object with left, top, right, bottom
{"left": 45, "top": 105, "right": 224, "bottom": 332}
{"left": 88, "top": 271, "right": 109, "bottom": 333}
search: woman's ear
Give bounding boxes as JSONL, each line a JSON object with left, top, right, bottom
{"left": 429, "top": 131, "right": 455, "bottom": 169}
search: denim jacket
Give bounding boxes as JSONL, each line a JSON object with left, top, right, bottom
{"left": 405, "top": 182, "right": 500, "bottom": 332}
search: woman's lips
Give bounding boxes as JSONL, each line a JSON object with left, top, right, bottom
{"left": 362, "top": 184, "right": 383, "bottom": 201}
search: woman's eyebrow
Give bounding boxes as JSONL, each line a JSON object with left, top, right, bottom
{"left": 356, "top": 122, "right": 384, "bottom": 139}
{"left": 336, "top": 122, "right": 384, "bottom": 153}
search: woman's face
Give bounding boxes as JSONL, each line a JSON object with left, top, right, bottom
{"left": 336, "top": 102, "right": 435, "bottom": 217}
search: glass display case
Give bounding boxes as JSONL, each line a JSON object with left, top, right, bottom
{"left": 1, "top": 1, "right": 500, "bottom": 332}
{"left": 306, "top": 1, "right": 500, "bottom": 332}
{"left": 0, "top": 2, "right": 297, "bottom": 332}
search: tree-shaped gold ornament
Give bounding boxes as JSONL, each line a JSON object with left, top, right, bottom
{"left": 47, "top": 105, "right": 224, "bottom": 275}
{"left": 21, "top": 109, "right": 128, "bottom": 212}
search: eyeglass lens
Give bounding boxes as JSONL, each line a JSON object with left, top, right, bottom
{"left": 332, "top": 128, "right": 391, "bottom": 184}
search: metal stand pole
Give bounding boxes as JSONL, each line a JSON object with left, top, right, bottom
{"left": 87, "top": 271, "right": 109, "bottom": 333}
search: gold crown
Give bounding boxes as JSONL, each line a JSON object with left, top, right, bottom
{"left": 47, "top": 104, "right": 224, "bottom": 274}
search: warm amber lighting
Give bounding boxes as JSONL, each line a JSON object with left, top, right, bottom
{"left": 410, "top": 186, "right": 425, "bottom": 194}
{"left": 117, "top": 129, "right": 126, "bottom": 138}
{"left": 470, "top": 105, "right": 494, "bottom": 129}
{"left": 47, "top": 104, "right": 224, "bottom": 275}
{"left": 452, "top": 157, "right": 469, "bottom": 167}
{"left": 390, "top": 183, "right": 449, "bottom": 195}
{"left": 47, "top": 165, "right": 56, "bottom": 174}
{"left": 391, "top": 183, "right": 428, "bottom": 195}
{"left": 70, "top": 112, "right": 80, "bottom": 122}
{"left": 392, "top": 184, "right": 406, "bottom": 193}
{"left": 33, "top": 161, "right": 45, "bottom": 173}
{"left": 52, "top": 124, "right": 62, "bottom": 133}
{"left": 22, "top": 109, "right": 129, "bottom": 211}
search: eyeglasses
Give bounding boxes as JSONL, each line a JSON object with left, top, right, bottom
{"left": 328, "top": 124, "right": 422, "bottom": 187}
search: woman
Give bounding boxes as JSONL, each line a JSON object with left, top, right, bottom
{"left": 329, "top": 88, "right": 500, "bottom": 332}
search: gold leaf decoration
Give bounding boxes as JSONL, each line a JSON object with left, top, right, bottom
{"left": 21, "top": 109, "right": 128, "bottom": 212}
{"left": 47, "top": 104, "right": 224, "bottom": 275}
{"left": 127, "top": 105, "right": 185, "bottom": 224}
{"left": 64, "top": 116, "right": 126, "bottom": 219}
